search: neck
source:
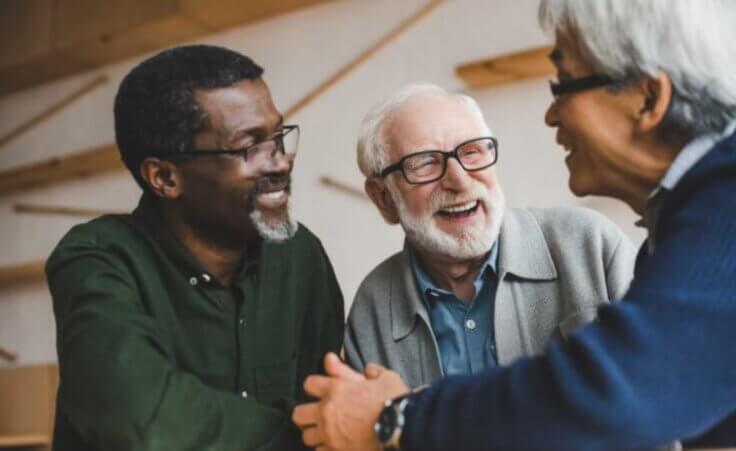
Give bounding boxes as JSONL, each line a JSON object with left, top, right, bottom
{"left": 617, "top": 135, "right": 687, "bottom": 216}
{"left": 415, "top": 247, "right": 489, "bottom": 304}
{"left": 161, "top": 206, "right": 248, "bottom": 287}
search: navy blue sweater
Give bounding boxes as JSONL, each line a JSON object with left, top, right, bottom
{"left": 403, "top": 130, "right": 736, "bottom": 450}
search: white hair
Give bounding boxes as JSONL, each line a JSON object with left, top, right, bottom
{"left": 356, "top": 83, "right": 492, "bottom": 178}
{"left": 539, "top": 0, "right": 736, "bottom": 137}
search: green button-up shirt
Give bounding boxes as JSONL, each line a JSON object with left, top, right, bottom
{"left": 47, "top": 195, "right": 344, "bottom": 451}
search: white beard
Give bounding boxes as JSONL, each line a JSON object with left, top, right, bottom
{"left": 249, "top": 204, "right": 299, "bottom": 243}
{"left": 388, "top": 181, "right": 504, "bottom": 260}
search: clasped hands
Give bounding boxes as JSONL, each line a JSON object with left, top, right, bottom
{"left": 292, "top": 352, "right": 409, "bottom": 451}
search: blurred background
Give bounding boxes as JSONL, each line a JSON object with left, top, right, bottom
{"left": 0, "top": 0, "right": 644, "bottom": 447}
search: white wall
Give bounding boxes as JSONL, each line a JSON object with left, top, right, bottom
{"left": 0, "top": 0, "right": 645, "bottom": 367}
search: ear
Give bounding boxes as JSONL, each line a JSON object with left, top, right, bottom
{"left": 140, "top": 158, "right": 183, "bottom": 200}
{"left": 365, "top": 178, "right": 400, "bottom": 225}
{"left": 636, "top": 72, "right": 673, "bottom": 133}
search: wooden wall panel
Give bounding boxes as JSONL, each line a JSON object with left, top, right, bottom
{"left": 0, "top": 364, "right": 58, "bottom": 450}
{"left": 0, "top": 0, "right": 332, "bottom": 96}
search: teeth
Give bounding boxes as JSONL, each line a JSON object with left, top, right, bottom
{"left": 440, "top": 200, "right": 478, "bottom": 214}
{"left": 259, "top": 190, "right": 285, "bottom": 200}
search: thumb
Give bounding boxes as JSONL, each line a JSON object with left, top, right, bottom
{"left": 364, "top": 363, "right": 387, "bottom": 380}
{"left": 324, "top": 352, "right": 364, "bottom": 381}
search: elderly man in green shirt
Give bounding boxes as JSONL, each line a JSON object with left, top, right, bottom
{"left": 46, "top": 45, "right": 344, "bottom": 450}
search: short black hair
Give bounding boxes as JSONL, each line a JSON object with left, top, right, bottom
{"left": 114, "top": 45, "right": 264, "bottom": 189}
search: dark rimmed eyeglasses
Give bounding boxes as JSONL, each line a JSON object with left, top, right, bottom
{"left": 379, "top": 136, "right": 498, "bottom": 184}
{"left": 549, "top": 74, "right": 617, "bottom": 99}
{"left": 156, "top": 124, "right": 300, "bottom": 166}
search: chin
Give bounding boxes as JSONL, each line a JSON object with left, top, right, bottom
{"left": 249, "top": 207, "right": 298, "bottom": 243}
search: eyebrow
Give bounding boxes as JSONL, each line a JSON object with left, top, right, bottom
{"left": 230, "top": 115, "right": 285, "bottom": 143}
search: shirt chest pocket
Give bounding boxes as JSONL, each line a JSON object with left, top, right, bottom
{"left": 253, "top": 354, "right": 298, "bottom": 407}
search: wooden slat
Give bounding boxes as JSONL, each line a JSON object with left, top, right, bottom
{"left": 0, "top": 0, "right": 332, "bottom": 96}
{"left": 456, "top": 45, "right": 554, "bottom": 89}
{"left": 0, "top": 143, "right": 122, "bottom": 196}
{"left": 0, "top": 75, "right": 108, "bottom": 150}
{"left": 285, "top": 0, "right": 445, "bottom": 118}
{"left": 0, "top": 364, "right": 58, "bottom": 450}
{"left": 14, "top": 203, "right": 124, "bottom": 218}
{"left": 319, "top": 175, "right": 366, "bottom": 200}
{"left": 0, "top": 261, "right": 46, "bottom": 289}
{"left": 0, "top": 433, "right": 51, "bottom": 447}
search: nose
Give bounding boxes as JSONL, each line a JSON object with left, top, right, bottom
{"left": 259, "top": 149, "right": 292, "bottom": 175}
{"left": 440, "top": 157, "right": 472, "bottom": 191}
{"left": 545, "top": 98, "right": 560, "bottom": 128}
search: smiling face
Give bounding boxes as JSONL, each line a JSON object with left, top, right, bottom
{"left": 175, "top": 78, "right": 297, "bottom": 246}
{"left": 544, "top": 33, "right": 678, "bottom": 208}
{"left": 379, "top": 95, "right": 504, "bottom": 260}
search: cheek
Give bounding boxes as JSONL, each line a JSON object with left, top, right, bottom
{"left": 402, "top": 186, "right": 435, "bottom": 216}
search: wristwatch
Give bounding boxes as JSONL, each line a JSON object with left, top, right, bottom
{"left": 374, "top": 392, "right": 411, "bottom": 450}
{"left": 375, "top": 385, "right": 427, "bottom": 451}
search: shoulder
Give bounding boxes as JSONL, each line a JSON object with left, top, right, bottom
{"left": 47, "top": 215, "right": 139, "bottom": 269}
{"left": 515, "top": 206, "right": 627, "bottom": 246}
{"left": 350, "top": 249, "right": 405, "bottom": 316}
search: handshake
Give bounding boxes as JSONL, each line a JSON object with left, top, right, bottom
{"left": 292, "top": 353, "right": 410, "bottom": 451}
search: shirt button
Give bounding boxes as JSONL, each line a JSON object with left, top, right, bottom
{"left": 189, "top": 277, "right": 198, "bottom": 286}
{"left": 465, "top": 319, "right": 477, "bottom": 330}
{"left": 201, "top": 273, "right": 211, "bottom": 283}
{"left": 241, "top": 390, "right": 248, "bottom": 398}
{"left": 238, "top": 318, "right": 244, "bottom": 326}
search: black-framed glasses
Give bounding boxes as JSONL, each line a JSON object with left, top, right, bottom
{"left": 549, "top": 74, "right": 617, "bottom": 99}
{"left": 157, "top": 124, "right": 300, "bottom": 166}
{"left": 379, "top": 136, "right": 498, "bottom": 184}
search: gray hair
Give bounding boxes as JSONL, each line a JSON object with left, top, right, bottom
{"left": 539, "top": 0, "right": 736, "bottom": 137}
{"left": 356, "top": 83, "right": 492, "bottom": 178}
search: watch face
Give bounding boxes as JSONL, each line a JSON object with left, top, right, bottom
{"left": 376, "top": 404, "right": 398, "bottom": 443}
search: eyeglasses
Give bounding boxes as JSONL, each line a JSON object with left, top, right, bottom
{"left": 379, "top": 136, "right": 498, "bottom": 184}
{"left": 549, "top": 74, "right": 617, "bottom": 99}
{"left": 158, "top": 124, "right": 300, "bottom": 167}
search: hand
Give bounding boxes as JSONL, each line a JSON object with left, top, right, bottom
{"left": 292, "top": 353, "right": 409, "bottom": 451}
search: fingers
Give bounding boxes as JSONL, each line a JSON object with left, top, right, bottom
{"left": 303, "top": 374, "right": 334, "bottom": 398}
{"left": 301, "top": 424, "right": 325, "bottom": 448}
{"left": 324, "top": 352, "right": 364, "bottom": 382}
{"left": 292, "top": 402, "right": 321, "bottom": 428}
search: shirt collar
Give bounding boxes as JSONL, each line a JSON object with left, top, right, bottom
{"left": 409, "top": 240, "right": 498, "bottom": 302}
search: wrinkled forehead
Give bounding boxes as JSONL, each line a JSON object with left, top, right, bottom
{"left": 381, "top": 95, "right": 490, "bottom": 158}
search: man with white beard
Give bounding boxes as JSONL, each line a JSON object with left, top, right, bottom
{"left": 345, "top": 83, "right": 636, "bottom": 388}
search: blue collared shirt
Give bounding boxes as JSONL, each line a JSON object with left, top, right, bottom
{"left": 409, "top": 242, "right": 499, "bottom": 376}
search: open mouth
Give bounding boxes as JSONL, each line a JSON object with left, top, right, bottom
{"left": 255, "top": 189, "right": 288, "bottom": 209}
{"left": 436, "top": 200, "right": 479, "bottom": 218}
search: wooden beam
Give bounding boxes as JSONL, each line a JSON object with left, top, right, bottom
{"left": 0, "top": 261, "right": 46, "bottom": 289}
{"left": 319, "top": 175, "right": 366, "bottom": 200}
{"left": 0, "top": 75, "right": 108, "bottom": 150}
{"left": 0, "top": 0, "right": 332, "bottom": 96}
{"left": 14, "top": 204, "right": 124, "bottom": 218}
{"left": 456, "top": 45, "right": 554, "bottom": 89}
{"left": 0, "top": 143, "right": 122, "bottom": 196}
{"left": 284, "top": 0, "right": 446, "bottom": 118}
